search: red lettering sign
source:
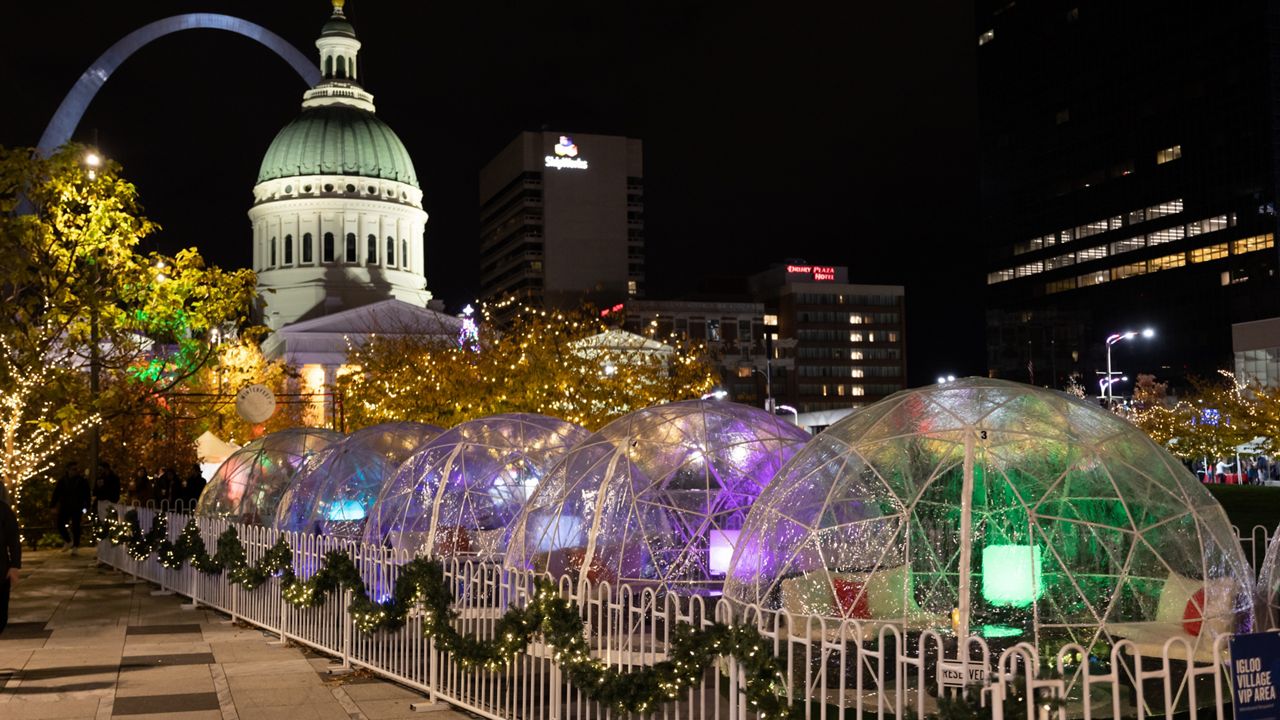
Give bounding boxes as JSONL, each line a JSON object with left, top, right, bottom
{"left": 787, "top": 265, "right": 836, "bottom": 281}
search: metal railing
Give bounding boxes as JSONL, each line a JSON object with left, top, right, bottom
{"left": 96, "top": 504, "right": 1263, "bottom": 720}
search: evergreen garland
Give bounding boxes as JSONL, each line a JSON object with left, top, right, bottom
{"left": 93, "top": 511, "right": 798, "bottom": 718}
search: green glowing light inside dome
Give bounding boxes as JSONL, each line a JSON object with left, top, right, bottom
{"left": 981, "top": 544, "right": 1043, "bottom": 608}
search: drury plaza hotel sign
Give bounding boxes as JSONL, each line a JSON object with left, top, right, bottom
{"left": 786, "top": 265, "right": 837, "bottom": 281}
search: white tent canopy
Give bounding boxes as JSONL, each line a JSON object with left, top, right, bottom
{"left": 196, "top": 431, "right": 241, "bottom": 480}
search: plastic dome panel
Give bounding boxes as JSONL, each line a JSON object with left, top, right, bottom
{"left": 506, "top": 400, "right": 810, "bottom": 593}
{"left": 195, "top": 428, "right": 343, "bottom": 524}
{"left": 274, "top": 422, "right": 442, "bottom": 540}
{"left": 723, "top": 378, "right": 1254, "bottom": 664}
{"left": 364, "top": 413, "right": 589, "bottom": 560}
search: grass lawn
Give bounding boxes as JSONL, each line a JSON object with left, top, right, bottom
{"left": 1206, "top": 484, "right": 1280, "bottom": 535}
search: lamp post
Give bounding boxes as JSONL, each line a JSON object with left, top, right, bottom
{"left": 776, "top": 403, "right": 800, "bottom": 426}
{"left": 1104, "top": 328, "right": 1154, "bottom": 408}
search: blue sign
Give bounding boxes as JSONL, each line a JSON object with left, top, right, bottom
{"left": 1229, "top": 632, "right": 1280, "bottom": 719}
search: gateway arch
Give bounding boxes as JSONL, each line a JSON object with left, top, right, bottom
{"left": 37, "top": 13, "right": 320, "bottom": 156}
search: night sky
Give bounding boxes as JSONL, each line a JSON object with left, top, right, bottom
{"left": 0, "top": 1, "right": 982, "bottom": 386}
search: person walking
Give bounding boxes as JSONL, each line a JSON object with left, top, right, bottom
{"left": 51, "top": 461, "right": 90, "bottom": 554}
{"left": 0, "top": 483, "right": 21, "bottom": 636}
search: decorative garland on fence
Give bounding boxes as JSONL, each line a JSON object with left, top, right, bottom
{"left": 94, "top": 510, "right": 798, "bottom": 718}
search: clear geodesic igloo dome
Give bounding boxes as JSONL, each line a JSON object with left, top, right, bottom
{"left": 274, "top": 422, "right": 443, "bottom": 540}
{"left": 724, "top": 378, "right": 1253, "bottom": 657}
{"left": 195, "top": 428, "right": 343, "bottom": 524}
{"left": 1255, "top": 531, "right": 1280, "bottom": 629}
{"left": 506, "top": 400, "right": 811, "bottom": 593}
{"left": 363, "top": 413, "right": 590, "bottom": 559}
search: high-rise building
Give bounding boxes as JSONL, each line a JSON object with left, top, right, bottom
{"left": 749, "top": 265, "right": 907, "bottom": 414}
{"left": 980, "top": 2, "right": 1280, "bottom": 387}
{"left": 479, "top": 132, "right": 644, "bottom": 313}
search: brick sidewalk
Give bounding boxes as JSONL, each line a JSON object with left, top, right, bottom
{"left": 0, "top": 550, "right": 471, "bottom": 720}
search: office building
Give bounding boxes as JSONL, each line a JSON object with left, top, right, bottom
{"left": 980, "top": 2, "right": 1280, "bottom": 386}
{"left": 749, "top": 265, "right": 907, "bottom": 414}
{"left": 479, "top": 132, "right": 644, "bottom": 314}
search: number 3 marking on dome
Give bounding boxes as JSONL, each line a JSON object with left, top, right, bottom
{"left": 979, "top": 430, "right": 988, "bottom": 440}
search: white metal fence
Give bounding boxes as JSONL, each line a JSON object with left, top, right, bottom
{"left": 97, "top": 505, "right": 1268, "bottom": 720}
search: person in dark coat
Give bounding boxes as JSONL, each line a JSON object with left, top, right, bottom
{"left": 51, "top": 462, "right": 90, "bottom": 553}
{"left": 0, "top": 483, "right": 20, "bottom": 635}
{"left": 182, "top": 463, "right": 206, "bottom": 508}
{"left": 94, "top": 462, "right": 121, "bottom": 511}
{"left": 156, "top": 466, "right": 179, "bottom": 507}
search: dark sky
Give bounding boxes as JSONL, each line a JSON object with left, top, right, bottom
{"left": 0, "top": 1, "right": 983, "bottom": 385}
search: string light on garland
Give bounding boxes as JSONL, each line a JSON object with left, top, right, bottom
{"left": 96, "top": 510, "right": 799, "bottom": 718}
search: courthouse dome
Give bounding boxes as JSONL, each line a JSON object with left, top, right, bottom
{"left": 257, "top": 105, "right": 417, "bottom": 186}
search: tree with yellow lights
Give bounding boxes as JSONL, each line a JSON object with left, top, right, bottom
{"left": 1129, "top": 373, "right": 1253, "bottom": 461}
{"left": 338, "top": 305, "right": 719, "bottom": 431}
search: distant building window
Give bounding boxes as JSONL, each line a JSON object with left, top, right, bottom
{"left": 1233, "top": 234, "right": 1275, "bottom": 254}
{"left": 1078, "top": 271, "right": 1109, "bottom": 287}
{"left": 1157, "top": 145, "right": 1182, "bottom": 164}
{"left": 284, "top": 234, "right": 293, "bottom": 265}
{"left": 627, "top": 280, "right": 637, "bottom": 296}
{"left": 1147, "top": 199, "right": 1183, "bottom": 218}
{"left": 1112, "top": 262, "right": 1148, "bottom": 280}
{"left": 302, "top": 233, "right": 313, "bottom": 263}
{"left": 987, "top": 269, "right": 1015, "bottom": 284}
{"left": 1067, "top": 7, "right": 1079, "bottom": 22}
{"left": 1077, "top": 219, "right": 1109, "bottom": 239}
{"left": 402, "top": 239, "right": 409, "bottom": 268}
{"left": 1046, "top": 253, "right": 1076, "bottom": 270}
{"left": 367, "top": 234, "right": 377, "bottom": 264}
{"left": 270, "top": 237, "right": 277, "bottom": 267}
{"left": 850, "top": 386, "right": 866, "bottom": 397}
{"left": 1045, "top": 278, "right": 1077, "bottom": 294}
{"left": 323, "top": 232, "right": 334, "bottom": 262}
{"left": 1076, "top": 246, "right": 1108, "bottom": 261}
{"left": 345, "top": 233, "right": 357, "bottom": 262}
{"left": 1147, "top": 227, "right": 1184, "bottom": 245}
{"left": 1110, "top": 237, "right": 1146, "bottom": 254}
{"left": 1189, "top": 243, "right": 1229, "bottom": 263}
{"left": 387, "top": 237, "right": 396, "bottom": 266}
{"left": 1014, "top": 261, "right": 1043, "bottom": 278}
{"left": 850, "top": 368, "right": 864, "bottom": 378}
{"left": 850, "top": 332, "right": 863, "bottom": 343}
{"left": 1150, "top": 253, "right": 1186, "bottom": 272}
{"left": 1056, "top": 108, "right": 1070, "bottom": 125}
{"left": 978, "top": 29, "right": 994, "bottom": 46}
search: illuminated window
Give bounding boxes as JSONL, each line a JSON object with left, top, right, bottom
{"left": 1078, "top": 271, "right": 1109, "bottom": 287}
{"left": 1110, "top": 237, "right": 1145, "bottom": 254}
{"left": 1076, "top": 246, "right": 1108, "bottom": 261}
{"left": 850, "top": 368, "right": 864, "bottom": 378}
{"left": 1014, "top": 261, "right": 1043, "bottom": 278}
{"left": 1045, "top": 278, "right": 1077, "bottom": 294}
{"left": 868, "top": 332, "right": 877, "bottom": 342}
{"left": 1058, "top": 229, "right": 1075, "bottom": 244}
{"left": 1112, "top": 262, "right": 1148, "bottom": 280}
{"left": 1150, "top": 253, "right": 1186, "bottom": 272}
{"left": 1233, "top": 234, "right": 1275, "bottom": 254}
{"left": 1147, "top": 226, "right": 1184, "bottom": 245}
{"left": 763, "top": 314, "right": 778, "bottom": 327}
{"left": 1109, "top": 216, "right": 1124, "bottom": 230}
{"left": 822, "top": 385, "right": 829, "bottom": 397}
{"left": 627, "top": 280, "right": 638, "bottom": 296}
{"left": 851, "top": 351, "right": 864, "bottom": 360}
{"left": 1128, "top": 208, "right": 1145, "bottom": 225}
{"left": 1046, "top": 253, "right": 1076, "bottom": 270}
{"left": 1189, "top": 243, "right": 1229, "bottom": 263}
{"left": 1077, "top": 219, "right": 1109, "bottom": 239}
{"left": 850, "top": 386, "right": 866, "bottom": 397}
{"left": 987, "top": 269, "right": 1015, "bottom": 284}
{"left": 1147, "top": 199, "right": 1183, "bottom": 218}
{"left": 837, "top": 385, "right": 846, "bottom": 397}
{"left": 849, "top": 333, "right": 863, "bottom": 343}
{"left": 978, "top": 29, "right": 994, "bottom": 46}
{"left": 849, "top": 314, "right": 864, "bottom": 324}
{"left": 1156, "top": 145, "right": 1182, "bottom": 164}
{"left": 1188, "top": 214, "right": 1230, "bottom": 236}
{"left": 887, "top": 332, "right": 898, "bottom": 342}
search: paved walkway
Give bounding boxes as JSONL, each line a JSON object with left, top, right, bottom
{"left": 0, "top": 550, "right": 471, "bottom": 720}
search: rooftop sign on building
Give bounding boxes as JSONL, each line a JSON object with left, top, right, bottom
{"left": 545, "top": 135, "right": 589, "bottom": 170}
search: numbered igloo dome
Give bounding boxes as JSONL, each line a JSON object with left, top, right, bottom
{"left": 274, "top": 422, "right": 442, "bottom": 539}
{"left": 364, "top": 413, "right": 590, "bottom": 559}
{"left": 724, "top": 378, "right": 1253, "bottom": 659}
{"left": 195, "top": 428, "right": 343, "bottom": 524}
{"left": 506, "top": 400, "right": 810, "bottom": 593}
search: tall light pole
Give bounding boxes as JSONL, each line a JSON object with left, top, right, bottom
{"left": 1104, "top": 328, "right": 1154, "bottom": 408}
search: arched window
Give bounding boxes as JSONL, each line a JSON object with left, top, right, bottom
{"left": 324, "top": 56, "right": 333, "bottom": 78}
{"left": 386, "top": 236, "right": 395, "bottom": 266}
{"left": 284, "top": 234, "right": 293, "bottom": 265}
{"left": 402, "top": 239, "right": 409, "bottom": 269}
{"left": 367, "top": 234, "right": 377, "bottom": 264}
{"left": 345, "top": 233, "right": 357, "bottom": 262}
{"left": 336, "top": 55, "right": 346, "bottom": 79}
{"left": 270, "top": 236, "right": 277, "bottom": 267}
{"left": 323, "top": 232, "right": 335, "bottom": 262}
{"left": 302, "top": 233, "right": 313, "bottom": 263}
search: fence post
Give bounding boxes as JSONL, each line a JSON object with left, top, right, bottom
{"left": 328, "top": 587, "right": 354, "bottom": 675}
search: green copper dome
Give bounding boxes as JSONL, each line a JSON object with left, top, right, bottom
{"left": 257, "top": 105, "right": 418, "bottom": 187}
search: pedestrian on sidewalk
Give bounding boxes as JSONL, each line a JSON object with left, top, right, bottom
{"left": 51, "top": 461, "right": 89, "bottom": 554}
{"left": 0, "top": 483, "right": 20, "bottom": 635}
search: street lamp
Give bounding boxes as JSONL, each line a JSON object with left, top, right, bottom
{"left": 937, "top": 374, "right": 957, "bottom": 384}
{"left": 776, "top": 403, "right": 800, "bottom": 426}
{"left": 1104, "top": 328, "right": 1154, "bottom": 408}
{"left": 701, "top": 390, "right": 728, "bottom": 400}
